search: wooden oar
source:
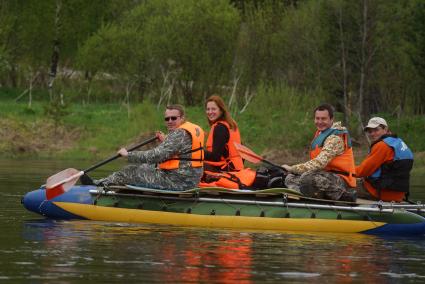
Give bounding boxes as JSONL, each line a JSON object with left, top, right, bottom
{"left": 45, "top": 136, "right": 158, "bottom": 199}
{"left": 234, "top": 142, "right": 286, "bottom": 171}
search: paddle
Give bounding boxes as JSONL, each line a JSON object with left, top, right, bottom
{"left": 234, "top": 142, "right": 286, "bottom": 171}
{"left": 45, "top": 136, "right": 158, "bottom": 199}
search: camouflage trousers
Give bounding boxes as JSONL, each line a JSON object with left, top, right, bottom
{"left": 285, "top": 170, "right": 349, "bottom": 200}
{"left": 98, "top": 164, "right": 203, "bottom": 191}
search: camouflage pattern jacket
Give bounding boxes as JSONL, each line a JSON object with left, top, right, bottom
{"left": 124, "top": 127, "right": 203, "bottom": 189}
{"left": 290, "top": 122, "right": 346, "bottom": 175}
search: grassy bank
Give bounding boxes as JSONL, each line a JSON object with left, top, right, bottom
{"left": 1, "top": 86, "right": 424, "bottom": 175}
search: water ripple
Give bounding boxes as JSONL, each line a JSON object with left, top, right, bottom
{"left": 381, "top": 272, "right": 425, "bottom": 279}
{"left": 276, "top": 272, "right": 321, "bottom": 278}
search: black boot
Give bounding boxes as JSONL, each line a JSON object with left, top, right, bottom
{"left": 339, "top": 189, "right": 357, "bottom": 202}
{"left": 267, "top": 177, "right": 284, "bottom": 188}
{"left": 79, "top": 173, "right": 95, "bottom": 185}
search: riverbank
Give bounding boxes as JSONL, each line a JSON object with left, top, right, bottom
{"left": 1, "top": 98, "right": 424, "bottom": 175}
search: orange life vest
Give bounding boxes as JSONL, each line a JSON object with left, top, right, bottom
{"left": 205, "top": 121, "right": 244, "bottom": 171}
{"left": 198, "top": 168, "right": 256, "bottom": 189}
{"left": 159, "top": 121, "right": 204, "bottom": 170}
{"left": 310, "top": 128, "right": 356, "bottom": 188}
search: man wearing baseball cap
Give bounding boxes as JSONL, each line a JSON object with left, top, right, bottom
{"left": 355, "top": 117, "right": 414, "bottom": 201}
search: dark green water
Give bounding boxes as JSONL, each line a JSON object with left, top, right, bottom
{"left": 1, "top": 159, "right": 425, "bottom": 283}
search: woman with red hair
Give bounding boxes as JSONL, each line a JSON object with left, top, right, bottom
{"left": 204, "top": 95, "right": 244, "bottom": 172}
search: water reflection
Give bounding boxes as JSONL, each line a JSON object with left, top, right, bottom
{"left": 250, "top": 232, "right": 425, "bottom": 282}
{"left": 18, "top": 219, "right": 425, "bottom": 283}
{"left": 159, "top": 233, "right": 253, "bottom": 283}
{"left": 21, "top": 220, "right": 254, "bottom": 282}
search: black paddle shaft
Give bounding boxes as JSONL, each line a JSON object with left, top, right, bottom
{"left": 263, "top": 159, "right": 287, "bottom": 171}
{"left": 83, "top": 136, "right": 158, "bottom": 173}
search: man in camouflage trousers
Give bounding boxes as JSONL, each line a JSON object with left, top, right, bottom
{"left": 95, "top": 105, "right": 205, "bottom": 191}
{"left": 282, "top": 104, "right": 357, "bottom": 201}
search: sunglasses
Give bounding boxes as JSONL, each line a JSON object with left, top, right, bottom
{"left": 164, "top": 116, "right": 180, "bottom": 122}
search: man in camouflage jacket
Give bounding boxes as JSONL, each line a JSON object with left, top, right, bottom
{"left": 282, "top": 104, "right": 357, "bottom": 201}
{"left": 96, "top": 105, "right": 204, "bottom": 191}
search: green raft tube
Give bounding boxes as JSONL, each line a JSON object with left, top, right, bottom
{"left": 22, "top": 185, "right": 425, "bottom": 236}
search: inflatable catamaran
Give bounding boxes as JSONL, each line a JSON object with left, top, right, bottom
{"left": 21, "top": 138, "right": 425, "bottom": 236}
{"left": 22, "top": 184, "right": 425, "bottom": 236}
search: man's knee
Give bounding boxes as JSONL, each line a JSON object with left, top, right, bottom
{"left": 299, "top": 173, "right": 324, "bottom": 199}
{"left": 285, "top": 173, "right": 301, "bottom": 191}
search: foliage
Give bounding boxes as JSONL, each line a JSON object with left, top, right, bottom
{"left": 0, "top": 1, "right": 13, "bottom": 78}
{"left": 319, "top": 0, "right": 425, "bottom": 124}
{"left": 406, "top": 0, "right": 425, "bottom": 114}
{"left": 78, "top": 0, "right": 241, "bottom": 105}
{"left": 240, "top": 82, "right": 323, "bottom": 153}
{"left": 77, "top": 24, "right": 142, "bottom": 83}
{"left": 43, "top": 96, "right": 70, "bottom": 130}
{"left": 1, "top": 91, "right": 425, "bottom": 174}
{"left": 387, "top": 115, "right": 425, "bottom": 151}
{"left": 0, "top": 0, "right": 424, "bottom": 118}
{"left": 0, "top": 0, "right": 137, "bottom": 89}
{"left": 235, "top": 1, "right": 284, "bottom": 88}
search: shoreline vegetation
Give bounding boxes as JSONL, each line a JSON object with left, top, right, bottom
{"left": 1, "top": 94, "right": 424, "bottom": 175}
{"left": 1, "top": 1, "right": 424, "bottom": 174}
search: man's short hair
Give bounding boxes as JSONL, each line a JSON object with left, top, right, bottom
{"left": 314, "top": 103, "right": 335, "bottom": 119}
{"left": 166, "top": 104, "right": 185, "bottom": 117}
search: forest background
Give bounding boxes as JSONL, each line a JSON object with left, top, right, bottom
{"left": 0, "top": 0, "right": 424, "bottom": 173}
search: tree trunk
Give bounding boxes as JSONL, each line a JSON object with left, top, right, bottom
{"left": 9, "top": 65, "right": 17, "bottom": 87}
{"left": 228, "top": 73, "right": 241, "bottom": 109}
{"left": 182, "top": 80, "right": 194, "bottom": 106}
{"left": 48, "top": 0, "right": 61, "bottom": 101}
{"left": 125, "top": 80, "right": 136, "bottom": 119}
{"left": 137, "top": 80, "right": 146, "bottom": 102}
{"left": 84, "top": 70, "right": 93, "bottom": 105}
{"left": 357, "top": 0, "right": 368, "bottom": 134}
{"left": 338, "top": 5, "right": 349, "bottom": 126}
{"left": 28, "top": 70, "right": 33, "bottom": 108}
{"left": 157, "top": 67, "right": 172, "bottom": 109}
{"left": 240, "top": 86, "right": 255, "bottom": 114}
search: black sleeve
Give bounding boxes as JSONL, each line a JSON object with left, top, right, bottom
{"left": 204, "top": 123, "right": 230, "bottom": 162}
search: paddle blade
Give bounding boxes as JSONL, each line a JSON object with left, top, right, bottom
{"left": 233, "top": 142, "right": 263, "bottom": 164}
{"left": 45, "top": 168, "right": 83, "bottom": 200}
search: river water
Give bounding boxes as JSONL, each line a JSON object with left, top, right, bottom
{"left": 1, "top": 158, "right": 425, "bottom": 283}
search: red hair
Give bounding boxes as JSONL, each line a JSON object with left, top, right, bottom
{"left": 205, "top": 95, "right": 237, "bottom": 130}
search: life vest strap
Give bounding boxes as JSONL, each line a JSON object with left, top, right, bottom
{"left": 330, "top": 170, "right": 356, "bottom": 177}
{"left": 162, "top": 145, "right": 204, "bottom": 162}
{"left": 202, "top": 171, "right": 247, "bottom": 189}
{"left": 175, "top": 158, "right": 204, "bottom": 162}
{"left": 180, "top": 146, "right": 204, "bottom": 155}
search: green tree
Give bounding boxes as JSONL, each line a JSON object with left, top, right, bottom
{"left": 272, "top": 1, "right": 329, "bottom": 89}
{"left": 235, "top": 2, "right": 284, "bottom": 89}
{"left": 126, "top": 0, "right": 241, "bottom": 105}
{"left": 77, "top": 24, "right": 143, "bottom": 112}
{"left": 231, "top": 0, "right": 326, "bottom": 109}
{"left": 407, "top": 0, "right": 425, "bottom": 114}
{"left": 0, "top": 0, "right": 137, "bottom": 97}
{"left": 320, "top": 0, "right": 423, "bottom": 131}
{"left": 3, "top": 0, "right": 56, "bottom": 105}
{"left": 0, "top": 0, "right": 15, "bottom": 84}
